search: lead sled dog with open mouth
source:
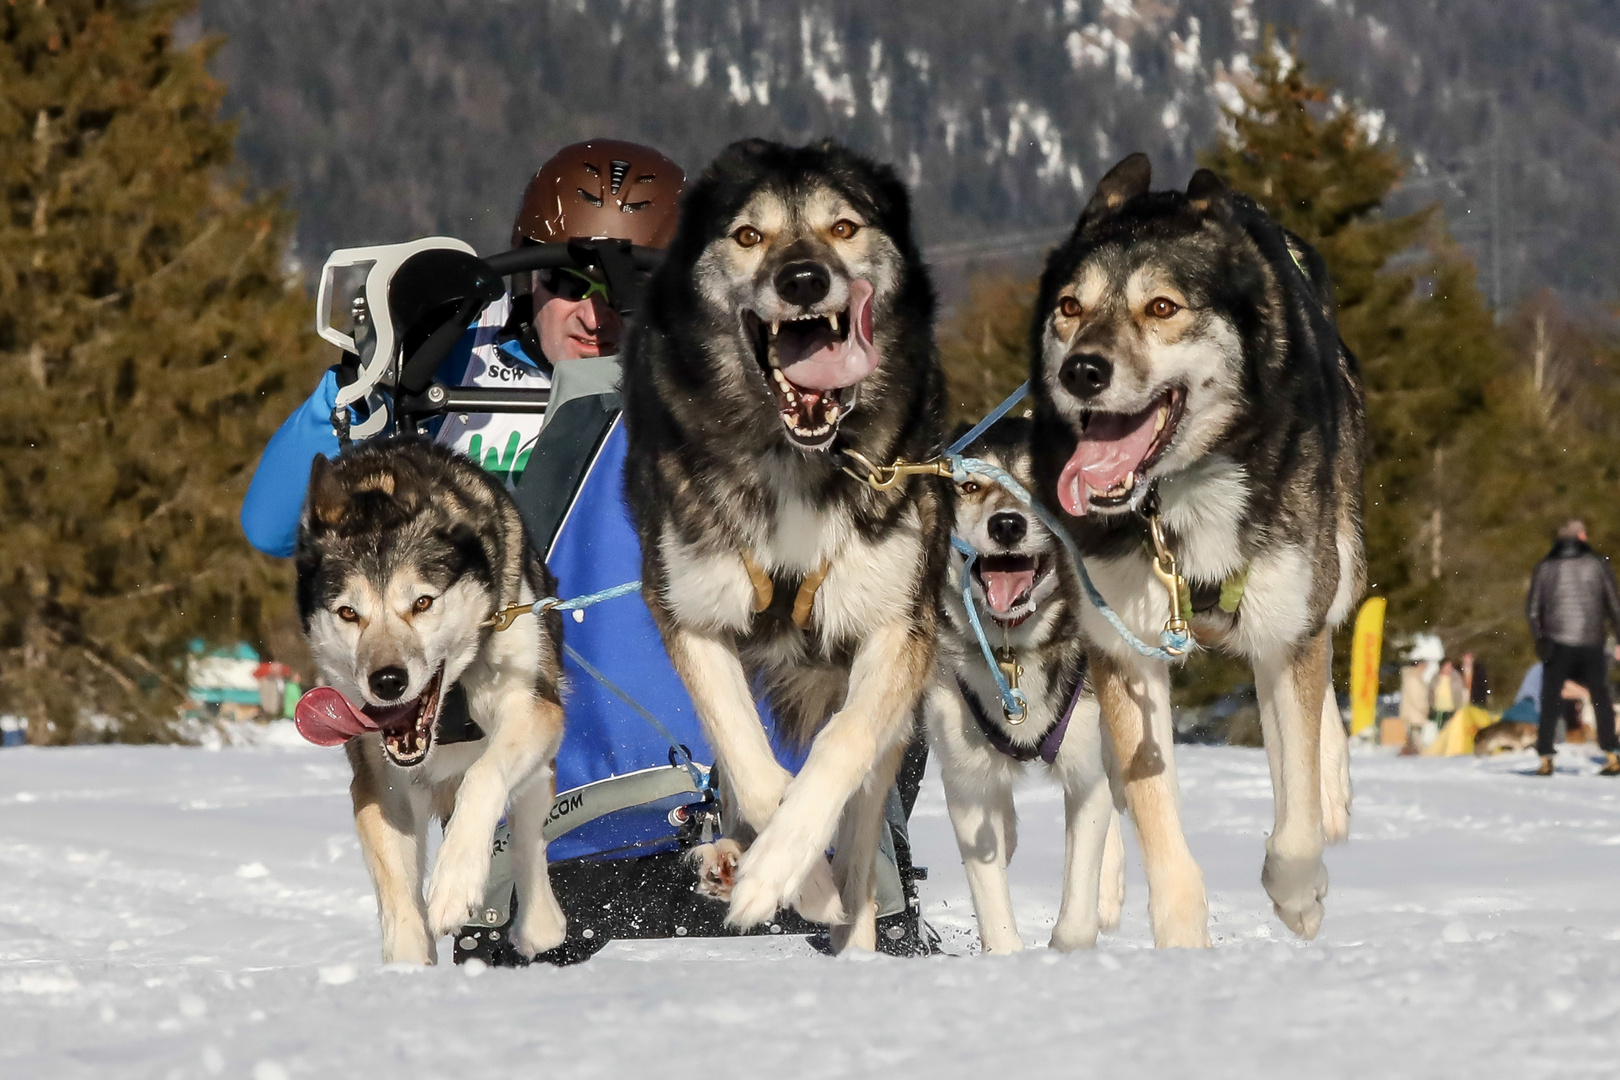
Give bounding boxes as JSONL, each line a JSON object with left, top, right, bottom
{"left": 1029, "top": 153, "right": 1364, "bottom": 943}
{"left": 622, "top": 138, "right": 949, "bottom": 952}
{"left": 296, "top": 439, "right": 567, "bottom": 964}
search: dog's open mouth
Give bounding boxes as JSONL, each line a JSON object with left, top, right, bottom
{"left": 743, "top": 278, "right": 880, "bottom": 450}
{"left": 972, "top": 553, "right": 1054, "bottom": 627}
{"left": 1057, "top": 387, "right": 1186, "bottom": 515}
{"left": 364, "top": 668, "right": 444, "bottom": 768}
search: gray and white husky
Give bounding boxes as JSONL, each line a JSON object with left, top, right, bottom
{"left": 925, "top": 418, "right": 1131, "bottom": 953}
{"left": 296, "top": 439, "right": 567, "bottom": 964}
{"left": 1030, "top": 154, "right": 1363, "bottom": 943}
{"left": 622, "top": 139, "right": 949, "bottom": 952}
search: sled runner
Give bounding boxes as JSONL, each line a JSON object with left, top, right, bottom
{"left": 305, "top": 238, "right": 935, "bottom": 963}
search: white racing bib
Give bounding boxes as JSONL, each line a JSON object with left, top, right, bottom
{"left": 433, "top": 294, "right": 550, "bottom": 486}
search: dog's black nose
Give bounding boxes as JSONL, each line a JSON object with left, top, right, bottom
{"left": 775, "top": 261, "right": 831, "bottom": 307}
{"left": 987, "top": 512, "right": 1028, "bottom": 548}
{"left": 369, "top": 667, "right": 410, "bottom": 701}
{"left": 1060, "top": 353, "right": 1113, "bottom": 398}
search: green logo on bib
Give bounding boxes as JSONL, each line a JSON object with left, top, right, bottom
{"left": 467, "top": 431, "right": 531, "bottom": 485}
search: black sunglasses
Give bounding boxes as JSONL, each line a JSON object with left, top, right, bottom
{"left": 539, "top": 267, "right": 611, "bottom": 304}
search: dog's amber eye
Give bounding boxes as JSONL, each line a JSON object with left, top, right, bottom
{"left": 1147, "top": 297, "right": 1180, "bottom": 319}
{"left": 830, "top": 219, "right": 860, "bottom": 240}
{"left": 413, "top": 595, "right": 433, "bottom": 613}
{"left": 1057, "top": 296, "right": 1083, "bottom": 319}
{"left": 733, "top": 225, "right": 762, "bottom": 248}
{"left": 960, "top": 481, "right": 981, "bottom": 494}
{"left": 337, "top": 606, "right": 359, "bottom": 623}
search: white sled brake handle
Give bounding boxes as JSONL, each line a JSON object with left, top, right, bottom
{"left": 315, "top": 237, "right": 479, "bottom": 439}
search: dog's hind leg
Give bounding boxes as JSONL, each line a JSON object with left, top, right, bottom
{"left": 1255, "top": 629, "right": 1331, "bottom": 939}
{"left": 828, "top": 738, "right": 907, "bottom": 953}
{"left": 348, "top": 741, "right": 435, "bottom": 964}
{"left": 1320, "top": 679, "right": 1352, "bottom": 845}
{"left": 1050, "top": 775, "right": 1115, "bottom": 952}
{"left": 1092, "top": 651, "right": 1210, "bottom": 948}
{"left": 667, "top": 628, "right": 844, "bottom": 924}
{"left": 927, "top": 682, "right": 1023, "bottom": 953}
{"left": 506, "top": 762, "right": 567, "bottom": 959}
{"left": 427, "top": 693, "right": 564, "bottom": 939}
{"left": 1097, "top": 808, "right": 1125, "bottom": 932}
{"left": 728, "top": 621, "right": 925, "bottom": 931}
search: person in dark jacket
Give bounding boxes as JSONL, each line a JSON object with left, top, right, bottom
{"left": 1525, "top": 518, "right": 1620, "bottom": 776}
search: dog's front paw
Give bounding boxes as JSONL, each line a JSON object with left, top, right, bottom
{"left": 1262, "top": 852, "right": 1329, "bottom": 940}
{"left": 791, "top": 858, "right": 845, "bottom": 926}
{"left": 726, "top": 831, "right": 821, "bottom": 929}
{"left": 426, "top": 840, "right": 491, "bottom": 938}
{"left": 688, "top": 839, "right": 744, "bottom": 901}
{"left": 510, "top": 893, "right": 567, "bottom": 959}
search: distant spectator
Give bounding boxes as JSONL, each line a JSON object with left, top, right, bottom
{"left": 1431, "top": 659, "right": 1465, "bottom": 727}
{"left": 1461, "top": 651, "right": 1489, "bottom": 708}
{"left": 1525, "top": 518, "right": 1620, "bottom": 776}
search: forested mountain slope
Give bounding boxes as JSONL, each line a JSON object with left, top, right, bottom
{"left": 197, "top": 0, "right": 1620, "bottom": 306}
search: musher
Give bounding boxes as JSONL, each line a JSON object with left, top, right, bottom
{"left": 240, "top": 140, "right": 933, "bottom": 962}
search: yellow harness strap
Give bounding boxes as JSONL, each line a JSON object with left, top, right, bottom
{"left": 741, "top": 551, "right": 829, "bottom": 630}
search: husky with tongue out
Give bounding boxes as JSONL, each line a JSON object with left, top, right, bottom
{"left": 295, "top": 439, "right": 567, "bottom": 965}
{"left": 1029, "top": 154, "right": 1365, "bottom": 945}
{"left": 925, "top": 418, "right": 1145, "bottom": 954}
{"left": 622, "top": 139, "right": 948, "bottom": 952}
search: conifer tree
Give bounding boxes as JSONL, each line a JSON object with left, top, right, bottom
{"left": 0, "top": 0, "right": 323, "bottom": 742}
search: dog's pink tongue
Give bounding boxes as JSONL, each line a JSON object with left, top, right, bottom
{"left": 1056, "top": 409, "right": 1160, "bottom": 516}
{"left": 982, "top": 568, "right": 1036, "bottom": 614}
{"left": 294, "top": 687, "right": 378, "bottom": 747}
{"left": 779, "top": 279, "right": 880, "bottom": 390}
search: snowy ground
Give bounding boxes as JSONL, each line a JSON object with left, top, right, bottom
{"left": 2, "top": 734, "right": 1618, "bottom": 1079}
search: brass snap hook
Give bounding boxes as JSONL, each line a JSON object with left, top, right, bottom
{"left": 840, "top": 449, "right": 953, "bottom": 491}
{"left": 1147, "top": 514, "right": 1190, "bottom": 656}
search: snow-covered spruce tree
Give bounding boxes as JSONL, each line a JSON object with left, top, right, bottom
{"left": 0, "top": 0, "right": 324, "bottom": 743}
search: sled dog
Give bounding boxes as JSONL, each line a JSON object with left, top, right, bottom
{"left": 925, "top": 418, "right": 1136, "bottom": 953}
{"left": 623, "top": 139, "right": 949, "bottom": 951}
{"left": 1029, "top": 154, "right": 1363, "bottom": 942}
{"left": 1474, "top": 719, "right": 1538, "bottom": 756}
{"left": 297, "top": 439, "right": 567, "bottom": 964}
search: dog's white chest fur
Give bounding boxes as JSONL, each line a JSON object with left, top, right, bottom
{"left": 660, "top": 488, "right": 922, "bottom": 642}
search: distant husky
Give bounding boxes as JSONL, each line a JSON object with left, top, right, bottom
{"left": 622, "top": 139, "right": 949, "bottom": 951}
{"left": 1029, "top": 154, "right": 1363, "bottom": 942}
{"left": 925, "top": 418, "right": 1133, "bottom": 953}
{"left": 297, "top": 439, "right": 567, "bottom": 964}
{"left": 1474, "top": 720, "right": 1537, "bottom": 756}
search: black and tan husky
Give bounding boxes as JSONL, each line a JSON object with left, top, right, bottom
{"left": 296, "top": 439, "right": 567, "bottom": 963}
{"left": 622, "top": 139, "right": 949, "bottom": 952}
{"left": 1030, "top": 154, "right": 1363, "bottom": 943}
{"left": 926, "top": 418, "right": 1133, "bottom": 953}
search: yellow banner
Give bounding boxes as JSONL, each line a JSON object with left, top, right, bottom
{"left": 1349, "top": 596, "right": 1387, "bottom": 735}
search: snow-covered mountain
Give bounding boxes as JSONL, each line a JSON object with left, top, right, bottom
{"left": 200, "top": 0, "right": 1620, "bottom": 306}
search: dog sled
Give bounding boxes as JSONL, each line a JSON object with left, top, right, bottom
{"left": 303, "top": 237, "right": 935, "bottom": 963}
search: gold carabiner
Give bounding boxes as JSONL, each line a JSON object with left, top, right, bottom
{"left": 485, "top": 602, "right": 535, "bottom": 632}
{"left": 1147, "top": 514, "right": 1190, "bottom": 656}
{"left": 840, "top": 449, "right": 953, "bottom": 491}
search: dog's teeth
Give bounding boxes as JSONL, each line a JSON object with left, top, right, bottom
{"left": 770, "top": 319, "right": 780, "bottom": 338}
{"left": 1154, "top": 407, "right": 1167, "bottom": 434}
{"left": 829, "top": 311, "right": 840, "bottom": 334}
{"left": 1122, "top": 471, "right": 1135, "bottom": 492}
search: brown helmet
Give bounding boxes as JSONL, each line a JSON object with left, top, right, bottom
{"left": 510, "top": 139, "right": 685, "bottom": 249}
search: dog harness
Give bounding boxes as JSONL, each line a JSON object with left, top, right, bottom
{"left": 742, "top": 551, "right": 830, "bottom": 630}
{"left": 956, "top": 658, "right": 1085, "bottom": 766}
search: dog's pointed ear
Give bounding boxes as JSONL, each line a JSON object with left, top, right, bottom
{"left": 308, "top": 454, "right": 348, "bottom": 529}
{"left": 1079, "top": 153, "right": 1152, "bottom": 228}
{"left": 1186, "top": 168, "right": 1229, "bottom": 213}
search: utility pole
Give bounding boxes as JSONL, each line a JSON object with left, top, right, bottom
{"left": 1431, "top": 446, "right": 1444, "bottom": 582}
{"left": 1489, "top": 97, "right": 1504, "bottom": 317}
